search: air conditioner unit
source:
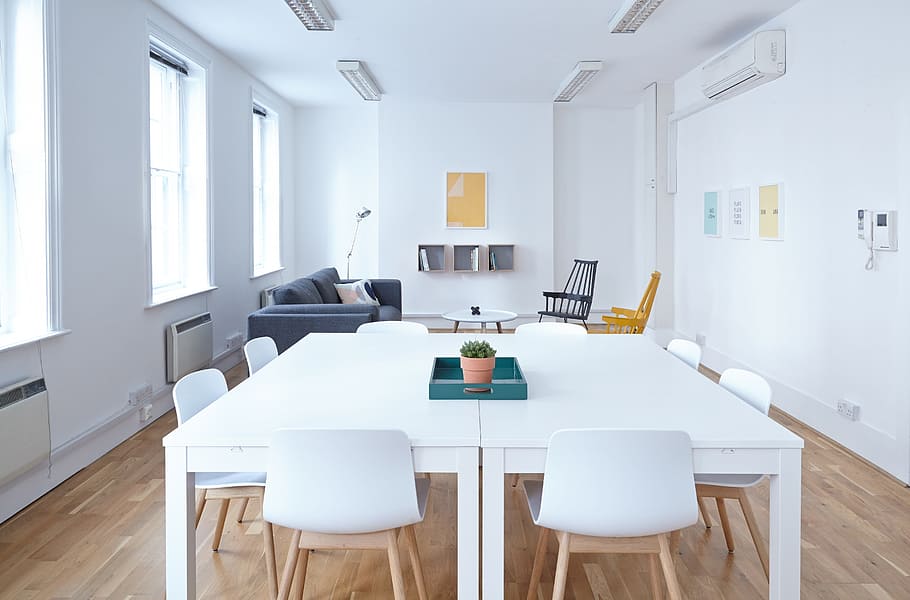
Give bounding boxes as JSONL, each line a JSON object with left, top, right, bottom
{"left": 701, "top": 30, "right": 786, "bottom": 101}
{"left": 0, "top": 377, "right": 50, "bottom": 486}
{"left": 166, "top": 312, "right": 213, "bottom": 383}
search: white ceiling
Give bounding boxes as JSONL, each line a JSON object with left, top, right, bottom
{"left": 150, "top": 0, "right": 800, "bottom": 108}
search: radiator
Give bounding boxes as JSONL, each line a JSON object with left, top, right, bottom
{"left": 0, "top": 378, "right": 50, "bottom": 487}
{"left": 260, "top": 284, "right": 280, "bottom": 308}
{"left": 166, "top": 312, "right": 213, "bottom": 383}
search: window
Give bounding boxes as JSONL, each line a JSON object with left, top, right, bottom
{"left": 147, "top": 36, "right": 209, "bottom": 304}
{"left": 251, "top": 101, "right": 281, "bottom": 276}
{"left": 1, "top": 0, "right": 57, "bottom": 346}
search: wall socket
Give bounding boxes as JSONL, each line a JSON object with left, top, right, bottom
{"left": 837, "top": 399, "right": 861, "bottom": 421}
{"left": 226, "top": 333, "right": 244, "bottom": 351}
{"left": 129, "top": 383, "right": 153, "bottom": 406}
{"left": 695, "top": 332, "right": 707, "bottom": 346}
{"left": 139, "top": 404, "right": 153, "bottom": 422}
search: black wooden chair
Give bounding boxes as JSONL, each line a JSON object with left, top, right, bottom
{"left": 538, "top": 259, "right": 598, "bottom": 329}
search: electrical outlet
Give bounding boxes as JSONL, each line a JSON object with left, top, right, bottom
{"left": 129, "top": 383, "right": 153, "bottom": 406}
{"left": 695, "top": 332, "right": 707, "bottom": 346}
{"left": 226, "top": 333, "right": 244, "bottom": 351}
{"left": 140, "top": 404, "right": 153, "bottom": 422}
{"left": 837, "top": 399, "right": 860, "bottom": 421}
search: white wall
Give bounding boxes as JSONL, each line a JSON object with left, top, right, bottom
{"left": 672, "top": 0, "right": 910, "bottom": 480}
{"left": 554, "top": 106, "right": 638, "bottom": 311}
{"left": 0, "top": 0, "right": 297, "bottom": 521}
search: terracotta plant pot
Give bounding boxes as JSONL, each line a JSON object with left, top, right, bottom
{"left": 460, "top": 356, "right": 496, "bottom": 384}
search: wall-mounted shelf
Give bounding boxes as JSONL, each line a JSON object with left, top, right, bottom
{"left": 453, "top": 245, "right": 481, "bottom": 272}
{"left": 417, "top": 245, "right": 446, "bottom": 272}
{"left": 487, "top": 244, "right": 514, "bottom": 272}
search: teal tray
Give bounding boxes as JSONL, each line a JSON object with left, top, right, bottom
{"left": 429, "top": 357, "right": 527, "bottom": 400}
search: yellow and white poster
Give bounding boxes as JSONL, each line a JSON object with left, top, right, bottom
{"left": 758, "top": 183, "right": 783, "bottom": 240}
{"left": 446, "top": 172, "right": 487, "bottom": 229}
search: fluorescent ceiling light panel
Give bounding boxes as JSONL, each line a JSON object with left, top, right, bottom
{"left": 553, "top": 61, "right": 603, "bottom": 103}
{"left": 284, "top": 0, "right": 335, "bottom": 31}
{"left": 608, "top": 0, "right": 666, "bottom": 34}
{"left": 336, "top": 60, "right": 382, "bottom": 101}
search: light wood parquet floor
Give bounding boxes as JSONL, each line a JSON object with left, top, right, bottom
{"left": 1, "top": 361, "right": 909, "bottom": 599}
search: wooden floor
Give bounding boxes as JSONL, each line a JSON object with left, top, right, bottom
{"left": 1, "top": 363, "right": 909, "bottom": 599}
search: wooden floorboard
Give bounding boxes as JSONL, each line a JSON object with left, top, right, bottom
{"left": 1, "top": 358, "right": 909, "bottom": 598}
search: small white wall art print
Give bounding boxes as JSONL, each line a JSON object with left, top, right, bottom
{"left": 703, "top": 191, "right": 721, "bottom": 237}
{"left": 728, "top": 187, "right": 750, "bottom": 239}
{"left": 759, "top": 183, "right": 784, "bottom": 241}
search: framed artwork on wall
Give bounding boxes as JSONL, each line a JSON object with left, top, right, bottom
{"left": 759, "top": 183, "right": 784, "bottom": 240}
{"left": 703, "top": 190, "right": 721, "bottom": 237}
{"left": 446, "top": 172, "right": 487, "bottom": 229}
{"left": 728, "top": 187, "right": 750, "bottom": 239}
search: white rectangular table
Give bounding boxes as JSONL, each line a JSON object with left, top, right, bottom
{"left": 162, "top": 333, "right": 483, "bottom": 599}
{"left": 477, "top": 334, "right": 803, "bottom": 600}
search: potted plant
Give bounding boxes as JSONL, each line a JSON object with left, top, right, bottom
{"left": 460, "top": 340, "right": 497, "bottom": 384}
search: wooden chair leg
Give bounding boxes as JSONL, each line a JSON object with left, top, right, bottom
{"left": 194, "top": 492, "right": 207, "bottom": 528}
{"left": 697, "top": 496, "right": 712, "bottom": 528}
{"left": 738, "top": 489, "right": 770, "bottom": 580}
{"left": 386, "top": 529, "right": 407, "bottom": 600}
{"left": 715, "top": 498, "right": 735, "bottom": 552}
{"left": 527, "top": 527, "right": 549, "bottom": 600}
{"left": 649, "top": 554, "right": 664, "bottom": 600}
{"left": 212, "top": 499, "right": 230, "bottom": 551}
{"left": 510, "top": 474, "right": 520, "bottom": 488}
{"left": 294, "top": 541, "right": 309, "bottom": 600}
{"left": 262, "top": 521, "right": 278, "bottom": 600}
{"left": 403, "top": 525, "right": 428, "bottom": 600}
{"left": 236, "top": 498, "right": 250, "bottom": 523}
{"left": 657, "top": 534, "right": 683, "bottom": 600}
{"left": 552, "top": 531, "right": 571, "bottom": 600}
{"left": 669, "top": 529, "right": 681, "bottom": 553}
{"left": 277, "top": 530, "right": 302, "bottom": 600}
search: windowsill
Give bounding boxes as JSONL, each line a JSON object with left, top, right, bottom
{"left": 0, "top": 329, "right": 71, "bottom": 354}
{"left": 146, "top": 285, "right": 218, "bottom": 309}
{"left": 250, "top": 266, "right": 285, "bottom": 280}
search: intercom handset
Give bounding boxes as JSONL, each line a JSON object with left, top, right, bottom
{"left": 858, "top": 209, "right": 898, "bottom": 270}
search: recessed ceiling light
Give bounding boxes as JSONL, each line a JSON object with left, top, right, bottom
{"left": 553, "top": 61, "right": 603, "bottom": 103}
{"left": 284, "top": 0, "right": 335, "bottom": 31}
{"left": 336, "top": 61, "right": 382, "bottom": 101}
{"left": 608, "top": 0, "right": 666, "bottom": 34}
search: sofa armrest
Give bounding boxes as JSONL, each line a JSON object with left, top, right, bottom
{"left": 366, "top": 279, "right": 402, "bottom": 312}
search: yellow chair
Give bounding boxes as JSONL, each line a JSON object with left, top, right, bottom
{"left": 599, "top": 271, "right": 661, "bottom": 334}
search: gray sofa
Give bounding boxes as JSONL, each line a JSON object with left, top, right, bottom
{"left": 248, "top": 267, "right": 402, "bottom": 352}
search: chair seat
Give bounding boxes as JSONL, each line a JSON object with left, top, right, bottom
{"left": 196, "top": 472, "right": 266, "bottom": 489}
{"left": 695, "top": 473, "right": 765, "bottom": 488}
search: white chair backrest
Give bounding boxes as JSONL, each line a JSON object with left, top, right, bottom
{"left": 244, "top": 337, "right": 278, "bottom": 375}
{"left": 356, "top": 321, "right": 429, "bottom": 335}
{"left": 514, "top": 322, "right": 587, "bottom": 336}
{"left": 719, "top": 368, "right": 772, "bottom": 415}
{"left": 264, "top": 429, "right": 422, "bottom": 534}
{"left": 667, "top": 339, "right": 701, "bottom": 370}
{"left": 172, "top": 369, "right": 228, "bottom": 425}
{"left": 535, "top": 429, "right": 697, "bottom": 538}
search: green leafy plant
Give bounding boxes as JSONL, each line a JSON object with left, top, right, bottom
{"left": 460, "top": 339, "right": 497, "bottom": 359}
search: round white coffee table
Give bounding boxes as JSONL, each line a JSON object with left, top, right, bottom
{"left": 442, "top": 309, "right": 518, "bottom": 333}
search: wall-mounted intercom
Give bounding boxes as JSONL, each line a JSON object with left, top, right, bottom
{"left": 858, "top": 209, "right": 898, "bottom": 270}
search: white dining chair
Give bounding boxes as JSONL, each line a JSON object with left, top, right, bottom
{"left": 172, "top": 369, "right": 270, "bottom": 555}
{"left": 667, "top": 338, "right": 701, "bottom": 370}
{"left": 244, "top": 336, "right": 278, "bottom": 375}
{"left": 695, "top": 368, "right": 772, "bottom": 579}
{"left": 264, "top": 429, "right": 430, "bottom": 600}
{"left": 524, "top": 429, "right": 697, "bottom": 600}
{"left": 514, "top": 322, "right": 587, "bottom": 336}
{"left": 356, "top": 321, "right": 430, "bottom": 334}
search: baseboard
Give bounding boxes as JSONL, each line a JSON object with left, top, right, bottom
{"left": 211, "top": 346, "right": 244, "bottom": 372}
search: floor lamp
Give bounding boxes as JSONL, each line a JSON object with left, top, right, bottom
{"left": 346, "top": 207, "right": 372, "bottom": 279}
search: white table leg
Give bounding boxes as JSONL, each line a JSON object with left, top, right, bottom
{"left": 457, "top": 447, "right": 480, "bottom": 599}
{"left": 165, "top": 446, "right": 196, "bottom": 599}
{"left": 769, "top": 448, "right": 801, "bottom": 600}
{"left": 482, "top": 447, "right": 505, "bottom": 600}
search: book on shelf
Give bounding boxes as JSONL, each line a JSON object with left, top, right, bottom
{"left": 470, "top": 247, "right": 478, "bottom": 271}
{"left": 490, "top": 250, "right": 497, "bottom": 271}
{"left": 419, "top": 248, "right": 430, "bottom": 271}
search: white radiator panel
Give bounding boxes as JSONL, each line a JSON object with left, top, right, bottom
{"left": 166, "top": 313, "right": 213, "bottom": 383}
{"left": 0, "top": 379, "right": 50, "bottom": 487}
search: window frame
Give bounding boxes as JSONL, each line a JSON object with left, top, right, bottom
{"left": 249, "top": 92, "right": 283, "bottom": 278}
{"left": 144, "top": 24, "right": 213, "bottom": 308}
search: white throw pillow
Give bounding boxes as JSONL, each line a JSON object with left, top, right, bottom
{"left": 334, "top": 280, "right": 380, "bottom": 306}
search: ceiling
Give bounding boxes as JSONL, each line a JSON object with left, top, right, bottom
{"left": 149, "top": 0, "right": 800, "bottom": 108}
